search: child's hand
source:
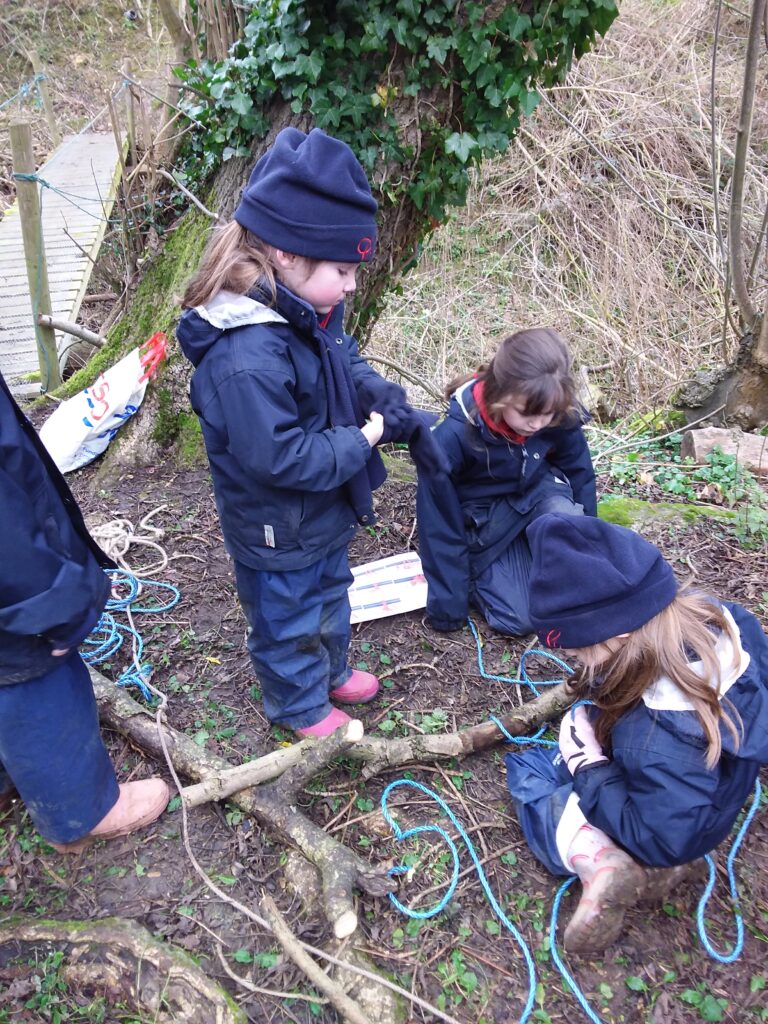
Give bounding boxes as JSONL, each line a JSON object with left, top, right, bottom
{"left": 361, "top": 411, "right": 385, "bottom": 447}
{"left": 559, "top": 705, "right": 609, "bottom": 774}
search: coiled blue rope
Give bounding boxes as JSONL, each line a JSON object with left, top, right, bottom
{"left": 80, "top": 569, "right": 180, "bottom": 700}
{"left": 381, "top": 777, "right": 538, "bottom": 1024}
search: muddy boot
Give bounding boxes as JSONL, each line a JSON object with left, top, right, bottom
{"left": 563, "top": 825, "right": 647, "bottom": 956}
{"left": 49, "top": 779, "right": 171, "bottom": 854}
{"left": 641, "top": 858, "right": 708, "bottom": 905}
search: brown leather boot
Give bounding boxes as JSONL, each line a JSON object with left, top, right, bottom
{"left": 49, "top": 779, "right": 171, "bottom": 854}
{"left": 641, "top": 858, "right": 708, "bottom": 905}
{"left": 564, "top": 830, "right": 647, "bottom": 956}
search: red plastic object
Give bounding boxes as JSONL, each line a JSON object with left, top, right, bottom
{"left": 138, "top": 331, "right": 169, "bottom": 383}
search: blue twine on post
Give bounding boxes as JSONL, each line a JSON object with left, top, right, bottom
{"left": 0, "top": 73, "right": 44, "bottom": 111}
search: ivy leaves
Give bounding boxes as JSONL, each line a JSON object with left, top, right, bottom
{"left": 173, "top": 0, "right": 617, "bottom": 239}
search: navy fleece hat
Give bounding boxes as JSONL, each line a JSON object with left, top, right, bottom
{"left": 527, "top": 514, "right": 678, "bottom": 649}
{"left": 233, "top": 127, "right": 377, "bottom": 263}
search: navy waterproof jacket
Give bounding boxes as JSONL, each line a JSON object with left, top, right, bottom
{"left": 176, "top": 285, "right": 391, "bottom": 571}
{"left": 575, "top": 602, "right": 768, "bottom": 866}
{"left": 0, "top": 373, "right": 113, "bottom": 684}
{"left": 417, "top": 380, "right": 597, "bottom": 628}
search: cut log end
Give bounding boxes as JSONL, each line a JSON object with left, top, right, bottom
{"left": 345, "top": 720, "right": 364, "bottom": 743}
{"left": 333, "top": 910, "right": 358, "bottom": 940}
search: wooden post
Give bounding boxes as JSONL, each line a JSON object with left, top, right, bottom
{"left": 9, "top": 121, "right": 62, "bottom": 391}
{"left": 121, "top": 60, "right": 137, "bottom": 168}
{"left": 28, "top": 51, "right": 61, "bottom": 149}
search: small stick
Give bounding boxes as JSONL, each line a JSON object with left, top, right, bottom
{"left": 260, "top": 894, "right": 374, "bottom": 1024}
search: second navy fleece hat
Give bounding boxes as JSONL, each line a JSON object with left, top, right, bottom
{"left": 233, "top": 127, "right": 377, "bottom": 263}
{"left": 527, "top": 513, "right": 678, "bottom": 649}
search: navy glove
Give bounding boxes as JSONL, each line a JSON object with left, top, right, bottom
{"left": 407, "top": 421, "right": 451, "bottom": 480}
{"left": 356, "top": 379, "right": 410, "bottom": 442}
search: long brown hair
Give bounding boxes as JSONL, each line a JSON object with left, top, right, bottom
{"left": 181, "top": 221, "right": 277, "bottom": 309}
{"left": 568, "top": 589, "right": 743, "bottom": 768}
{"left": 445, "top": 328, "right": 578, "bottom": 425}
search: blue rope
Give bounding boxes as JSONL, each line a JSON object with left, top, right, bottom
{"left": 549, "top": 879, "right": 603, "bottom": 1024}
{"left": 470, "top": 618, "right": 570, "bottom": 745}
{"left": 12, "top": 172, "right": 120, "bottom": 223}
{"left": 80, "top": 569, "right": 180, "bottom": 701}
{"left": 0, "top": 74, "right": 44, "bottom": 112}
{"left": 468, "top": 617, "right": 572, "bottom": 697}
{"left": 695, "top": 777, "right": 763, "bottom": 963}
{"left": 381, "top": 778, "right": 538, "bottom": 1024}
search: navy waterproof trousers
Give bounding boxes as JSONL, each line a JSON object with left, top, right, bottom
{"left": 0, "top": 652, "right": 119, "bottom": 844}
{"left": 234, "top": 545, "right": 354, "bottom": 730}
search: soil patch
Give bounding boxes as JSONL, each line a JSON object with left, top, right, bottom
{"left": 1, "top": 450, "right": 766, "bottom": 1023}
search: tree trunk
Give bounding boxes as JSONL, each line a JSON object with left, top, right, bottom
{"left": 675, "top": 331, "right": 768, "bottom": 429}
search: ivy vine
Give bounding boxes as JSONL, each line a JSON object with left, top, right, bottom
{"left": 174, "top": 0, "right": 618, "bottom": 251}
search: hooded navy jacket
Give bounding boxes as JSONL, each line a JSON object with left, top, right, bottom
{"left": 574, "top": 602, "right": 768, "bottom": 866}
{"left": 417, "top": 380, "right": 596, "bottom": 628}
{"left": 176, "top": 284, "right": 390, "bottom": 570}
{"left": 0, "top": 373, "right": 113, "bottom": 684}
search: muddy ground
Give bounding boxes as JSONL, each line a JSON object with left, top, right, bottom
{"left": 1, "top": 443, "right": 766, "bottom": 1024}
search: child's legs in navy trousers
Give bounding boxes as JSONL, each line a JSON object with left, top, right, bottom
{"left": 0, "top": 652, "right": 119, "bottom": 844}
{"left": 472, "top": 491, "right": 584, "bottom": 636}
{"left": 234, "top": 546, "right": 354, "bottom": 730}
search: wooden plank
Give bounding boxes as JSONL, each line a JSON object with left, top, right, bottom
{"left": 0, "top": 131, "right": 123, "bottom": 394}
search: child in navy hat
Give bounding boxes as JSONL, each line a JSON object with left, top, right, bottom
{"left": 177, "top": 128, "right": 443, "bottom": 738}
{"left": 505, "top": 512, "right": 768, "bottom": 955}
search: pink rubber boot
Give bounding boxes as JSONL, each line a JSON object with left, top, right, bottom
{"left": 295, "top": 707, "right": 352, "bottom": 738}
{"left": 563, "top": 824, "right": 647, "bottom": 955}
{"left": 330, "top": 669, "right": 380, "bottom": 705}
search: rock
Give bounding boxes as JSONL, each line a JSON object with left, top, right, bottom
{"left": 680, "top": 427, "right": 768, "bottom": 478}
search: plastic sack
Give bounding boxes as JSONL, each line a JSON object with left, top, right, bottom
{"left": 40, "top": 332, "right": 168, "bottom": 473}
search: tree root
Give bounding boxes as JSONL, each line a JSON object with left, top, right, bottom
{"left": 0, "top": 915, "right": 246, "bottom": 1024}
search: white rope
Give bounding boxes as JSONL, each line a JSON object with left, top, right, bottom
{"left": 89, "top": 504, "right": 169, "bottom": 576}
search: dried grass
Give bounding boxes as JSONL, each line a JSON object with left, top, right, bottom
{"left": 370, "top": 0, "right": 768, "bottom": 418}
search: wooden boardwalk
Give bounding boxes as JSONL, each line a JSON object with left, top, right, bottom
{"left": 0, "top": 132, "right": 122, "bottom": 399}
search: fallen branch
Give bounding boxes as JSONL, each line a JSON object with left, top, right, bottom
{"left": 352, "top": 680, "right": 571, "bottom": 779}
{"left": 90, "top": 669, "right": 394, "bottom": 938}
{"left": 179, "top": 683, "right": 571, "bottom": 797}
{"left": 180, "top": 736, "right": 316, "bottom": 808}
{"left": 90, "top": 669, "right": 571, "bottom": 934}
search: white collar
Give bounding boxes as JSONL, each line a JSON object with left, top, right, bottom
{"left": 453, "top": 379, "right": 476, "bottom": 423}
{"left": 193, "top": 290, "right": 287, "bottom": 329}
{"left": 642, "top": 607, "right": 749, "bottom": 711}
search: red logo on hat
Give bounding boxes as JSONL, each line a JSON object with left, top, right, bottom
{"left": 357, "top": 237, "right": 373, "bottom": 261}
{"left": 545, "top": 629, "right": 562, "bottom": 649}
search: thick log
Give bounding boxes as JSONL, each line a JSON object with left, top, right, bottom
{"left": 0, "top": 915, "right": 245, "bottom": 1024}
